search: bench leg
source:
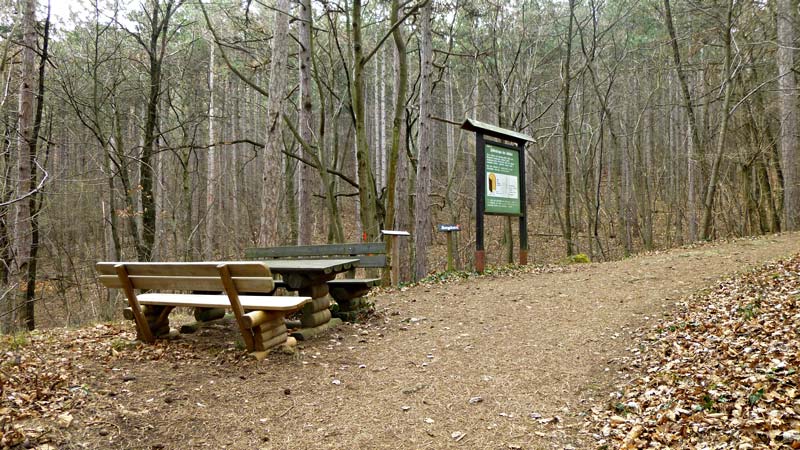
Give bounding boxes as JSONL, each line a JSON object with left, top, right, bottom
{"left": 114, "top": 264, "right": 155, "bottom": 344}
{"left": 249, "top": 312, "right": 286, "bottom": 352}
{"left": 217, "top": 264, "right": 256, "bottom": 352}
{"left": 251, "top": 324, "right": 264, "bottom": 352}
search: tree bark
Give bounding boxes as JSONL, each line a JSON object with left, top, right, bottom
{"left": 139, "top": 0, "right": 178, "bottom": 261}
{"left": 351, "top": 0, "right": 382, "bottom": 242}
{"left": 382, "top": 0, "right": 409, "bottom": 284}
{"left": 204, "top": 41, "right": 216, "bottom": 258}
{"left": 414, "top": 0, "right": 433, "bottom": 280}
{"left": 298, "top": 0, "right": 315, "bottom": 245}
{"left": 778, "top": 0, "right": 799, "bottom": 230}
{"left": 663, "top": 0, "right": 703, "bottom": 241}
{"left": 701, "top": 0, "right": 735, "bottom": 240}
{"left": 258, "top": 0, "right": 291, "bottom": 246}
{"left": 6, "top": 0, "right": 37, "bottom": 332}
{"left": 561, "top": 0, "right": 576, "bottom": 256}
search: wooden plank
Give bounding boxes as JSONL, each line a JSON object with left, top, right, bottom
{"left": 300, "top": 309, "right": 331, "bottom": 328}
{"left": 245, "top": 243, "right": 386, "bottom": 259}
{"left": 115, "top": 264, "right": 154, "bottom": 344}
{"left": 136, "top": 293, "right": 310, "bottom": 310}
{"left": 218, "top": 264, "right": 254, "bottom": 352}
{"left": 260, "top": 323, "right": 288, "bottom": 342}
{"left": 242, "top": 311, "right": 283, "bottom": 329}
{"left": 261, "top": 332, "right": 288, "bottom": 351}
{"left": 327, "top": 278, "right": 381, "bottom": 288}
{"left": 354, "top": 255, "right": 387, "bottom": 268}
{"left": 96, "top": 262, "right": 272, "bottom": 278}
{"left": 98, "top": 275, "right": 274, "bottom": 293}
{"left": 259, "top": 259, "right": 359, "bottom": 273}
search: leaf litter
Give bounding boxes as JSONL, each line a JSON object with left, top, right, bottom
{"left": 2, "top": 235, "right": 800, "bottom": 449}
{"left": 586, "top": 255, "right": 800, "bottom": 448}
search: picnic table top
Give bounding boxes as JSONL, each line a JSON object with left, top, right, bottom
{"left": 258, "top": 258, "right": 360, "bottom": 275}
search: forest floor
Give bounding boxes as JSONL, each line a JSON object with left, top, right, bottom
{"left": 3, "top": 233, "right": 800, "bottom": 450}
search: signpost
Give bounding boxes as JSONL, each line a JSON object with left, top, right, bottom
{"left": 437, "top": 224, "right": 461, "bottom": 271}
{"left": 461, "top": 118, "right": 534, "bottom": 273}
{"left": 380, "top": 230, "right": 410, "bottom": 284}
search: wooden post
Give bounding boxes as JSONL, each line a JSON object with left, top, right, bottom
{"left": 475, "top": 132, "right": 486, "bottom": 273}
{"left": 518, "top": 140, "right": 528, "bottom": 266}
{"left": 438, "top": 224, "right": 460, "bottom": 271}
{"left": 446, "top": 232, "right": 454, "bottom": 271}
{"left": 381, "top": 230, "right": 409, "bottom": 285}
{"left": 392, "top": 237, "right": 400, "bottom": 283}
{"left": 114, "top": 264, "right": 155, "bottom": 343}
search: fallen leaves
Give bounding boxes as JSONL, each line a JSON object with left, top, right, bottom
{"left": 1, "top": 332, "right": 87, "bottom": 448}
{"left": 0, "top": 322, "right": 251, "bottom": 448}
{"left": 587, "top": 255, "right": 800, "bottom": 448}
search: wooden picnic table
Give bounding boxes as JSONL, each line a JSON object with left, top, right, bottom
{"left": 256, "top": 258, "right": 360, "bottom": 340}
{"left": 261, "top": 258, "right": 360, "bottom": 290}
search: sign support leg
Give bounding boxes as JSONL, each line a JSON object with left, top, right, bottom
{"left": 518, "top": 140, "right": 528, "bottom": 266}
{"left": 475, "top": 132, "right": 485, "bottom": 273}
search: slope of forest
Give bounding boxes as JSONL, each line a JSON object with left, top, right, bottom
{"left": 2, "top": 233, "right": 799, "bottom": 449}
{"left": 589, "top": 253, "right": 800, "bottom": 448}
{"left": 2, "top": 0, "right": 800, "bottom": 333}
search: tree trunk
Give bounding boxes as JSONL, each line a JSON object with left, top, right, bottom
{"left": 561, "top": 0, "right": 576, "bottom": 256}
{"left": 383, "top": 0, "right": 409, "bottom": 284}
{"left": 414, "top": 0, "right": 433, "bottom": 280}
{"left": 139, "top": 1, "right": 176, "bottom": 261}
{"left": 663, "top": 0, "right": 703, "bottom": 241}
{"left": 298, "top": 0, "right": 315, "bottom": 245}
{"left": 351, "top": 0, "right": 381, "bottom": 242}
{"left": 6, "top": 0, "right": 37, "bottom": 332}
{"left": 778, "top": 0, "right": 799, "bottom": 230}
{"left": 258, "top": 0, "right": 290, "bottom": 246}
{"left": 701, "top": 1, "right": 735, "bottom": 240}
{"left": 204, "top": 41, "right": 216, "bottom": 258}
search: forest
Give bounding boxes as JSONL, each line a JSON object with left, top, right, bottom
{"left": 0, "top": 0, "right": 798, "bottom": 332}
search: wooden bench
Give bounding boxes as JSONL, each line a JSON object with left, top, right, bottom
{"left": 244, "top": 243, "right": 385, "bottom": 321}
{"left": 96, "top": 262, "right": 311, "bottom": 352}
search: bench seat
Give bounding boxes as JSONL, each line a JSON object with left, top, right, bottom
{"left": 327, "top": 278, "right": 381, "bottom": 288}
{"left": 327, "top": 278, "right": 380, "bottom": 301}
{"left": 137, "top": 293, "right": 308, "bottom": 311}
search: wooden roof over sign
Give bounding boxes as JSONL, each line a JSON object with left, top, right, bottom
{"left": 460, "top": 118, "right": 535, "bottom": 144}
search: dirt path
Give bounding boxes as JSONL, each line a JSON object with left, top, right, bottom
{"left": 62, "top": 234, "right": 800, "bottom": 450}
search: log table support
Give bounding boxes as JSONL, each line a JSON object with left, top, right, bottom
{"left": 290, "top": 283, "right": 341, "bottom": 341}
{"left": 329, "top": 279, "right": 378, "bottom": 322}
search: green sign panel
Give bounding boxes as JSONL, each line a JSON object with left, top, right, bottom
{"left": 484, "top": 144, "right": 521, "bottom": 215}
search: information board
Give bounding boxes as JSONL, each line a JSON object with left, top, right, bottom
{"left": 484, "top": 144, "right": 521, "bottom": 215}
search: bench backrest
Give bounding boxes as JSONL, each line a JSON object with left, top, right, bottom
{"left": 245, "top": 242, "right": 388, "bottom": 268}
{"left": 96, "top": 262, "right": 275, "bottom": 293}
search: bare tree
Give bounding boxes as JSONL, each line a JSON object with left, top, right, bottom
{"left": 414, "top": 0, "right": 433, "bottom": 280}
{"left": 778, "top": 0, "right": 798, "bottom": 230}
{"left": 257, "top": 0, "right": 291, "bottom": 246}
{"left": 6, "top": 0, "right": 38, "bottom": 332}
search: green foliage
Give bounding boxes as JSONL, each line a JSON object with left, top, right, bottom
{"left": 737, "top": 301, "right": 761, "bottom": 321}
{"left": 2, "top": 332, "right": 30, "bottom": 350}
{"left": 700, "top": 393, "right": 715, "bottom": 411}
{"left": 748, "top": 388, "right": 764, "bottom": 406}
{"left": 561, "top": 253, "right": 590, "bottom": 264}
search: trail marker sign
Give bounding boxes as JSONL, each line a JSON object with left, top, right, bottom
{"left": 461, "top": 118, "right": 534, "bottom": 273}
{"left": 437, "top": 224, "right": 461, "bottom": 232}
{"left": 437, "top": 224, "right": 461, "bottom": 270}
